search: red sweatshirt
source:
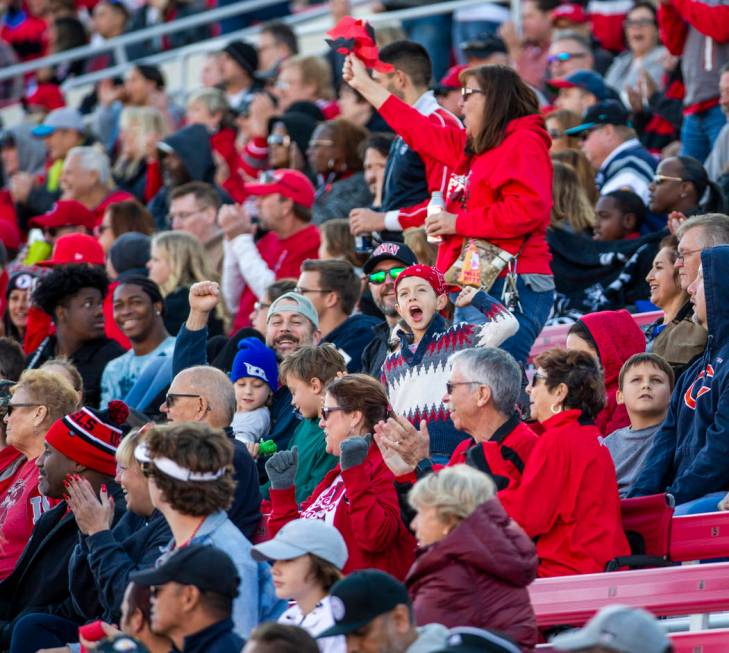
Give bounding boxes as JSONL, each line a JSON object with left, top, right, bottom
{"left": 0, "top": 457, "right": 59, "bottom": 579}
{"left": 500, "top": 410, "right": 630, "bottom": 577}
{"left": 268, "top": 445, "right": 416, "bottom": 580}
{"left": 377, "top": 95, "right": 553, "bottom": 277}
{"left": 579, "top": 310, "right": 646, "bottom": 436}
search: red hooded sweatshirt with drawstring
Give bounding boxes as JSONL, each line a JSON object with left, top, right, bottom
{"left": 579, "top": 310, "right": 647, "bottom": 436}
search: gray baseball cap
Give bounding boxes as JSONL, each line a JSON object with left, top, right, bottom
{"left": 251, "top": 518, "right": 348, "bottom": 569}
{"left": 550, "top": 605, "right": 671, "bottom": 653}
{"left": 266, "top": 292, "right": 319, "bottom": 329}
{"left": 32, "top": 107, "right": 85, "bottom": 137}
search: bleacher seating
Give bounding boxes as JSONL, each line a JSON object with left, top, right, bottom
{"left": 538, "top": 628, "right": 729, "bottom": 652}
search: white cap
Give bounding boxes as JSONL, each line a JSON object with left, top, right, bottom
{"left": 251, "top": 519, "right": 348, "bottom": 569}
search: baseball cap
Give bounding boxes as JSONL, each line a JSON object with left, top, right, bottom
{"left": 267, "top": 291, "right": 319, "bottom": 329}
{"left": 363, "top": 242, "right": 417, "bottom": 274}
{"left": 564, "top": 100, "right": 631, "bottom": 136}
{"left": 550, "top": 3, "right": 590, "bottom": 25}
{"left": 548, "top": 70, "right": 614, "bottom": 101}
{"left": 460, "top": 34, "right": 507, "bottom": 60}
{"left": 31, "top": 107, "right": 84, "bottom": 138}
{"left": 251, "top": 518, "right": 348, "bottom": 569}
{"left": 433, "top": 628, "right": 522, "bottom": 653}
{"left": 550, "top": 605, "right": 671, "bottom": 653}
{"left": 436, "top": 64, "right": 469, "bottom": 93}
{"left": 317, "top": 570, "right": 410, "bottom": 638}
{"left": 130, "top": 544, "right": 241, "bottom": 599}
{"left": 38, "top": 233, "right": 105, "bottom": 267}
{"left": 24, "top": 83, "right": 66, "bottom": 113}
{"left": 29, "top": 200, "right": 96, "bottom": 231}
{"left": 95, "top": 635, "right": 149, "bottom": 653}
{"left": 246, "top": 169, "right": 316, "bottom": 209}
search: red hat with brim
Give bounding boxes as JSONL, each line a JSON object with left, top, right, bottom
{"left": 25, "top": 83, "right": 66, "bottom": 112}
{"left": 29, "top": 200, "right": 96, "bottom": 231}
{"left": 38, "top": 233, "right": 105, "bottom": 267}
{"left": 550, "top": 3, "right": 589, "bottom": 24}
{"left": 438, "top": 64, "right": 470, "bottom": 91}
{"left": 245, "top": 169, "right": 316, "bottom": 209}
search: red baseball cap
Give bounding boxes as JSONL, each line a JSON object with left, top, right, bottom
{"left": 25, "top": 83, "right": 66, "bottom": 112}
{"left": 438, "top": 64, "right": 469, "bottom": 91}
{"left": 550, "top": 4, "right": 589, "bottom": 25}
{"left": 29, "top": 200, "right": 96, "bottom": 231}
{"left": 38, "top": 233, "right": 105, "bottom": 267}
{"left": 246, "top": 169, "right": 316, "bottom": 209}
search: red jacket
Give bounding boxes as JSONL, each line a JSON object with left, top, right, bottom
{"left": 377, "top": 95, "right": 553, "bottom": 276}
{"left": 232, "top": 225, "right": 320, "bottom": 331}
{"left": 500, "top": 410, "right": 630, "bottom": 577}
{"left": 406, "top": 498, "right": 538, "bottom": 651}
{"left": 579, "top": 310, "right": 646, "bottom": 436}
{"left": 268, "top": 444, "right": 416, "bottom": 580}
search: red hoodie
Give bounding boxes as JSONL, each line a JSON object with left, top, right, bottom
{"left": 500, "top": 409, "right": 630, "bottom": 577}
{"left": 579, "top": 310, "right": 646, "bottom": 436}
{"left": 377, "top": 95, "right": 553, "bottom": 277}
{"left": 268, "top": 444, "right": 416, "bottom": 580}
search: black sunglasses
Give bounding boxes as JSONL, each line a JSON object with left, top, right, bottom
{"left": 321, "top": 406, "right": 346, "bottom": 420}
{"left": 164, "top": 393, "right": 202, "bottom": 408}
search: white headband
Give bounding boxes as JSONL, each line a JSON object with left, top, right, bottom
{"left": 134, "top": 442, "right": 226, "bottom": 482}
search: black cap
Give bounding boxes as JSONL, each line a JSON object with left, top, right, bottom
{"left": 461, "top": 34, "right": 507, "bottom": 59}
{"left": 129, "top": 544, "right": 240, "bottom": 598}
{"left": 317, "top": 570, "right": 410, "bottom": 638}
{"left": 564, "top": 100, "right": 631, "bottom": 136}
{"left": 223, "top": 40, "right": 259, "bottom": 78}
{"left": 135, "top": 64, "right": 165, "bottom": 90}
{"left": 432, "top": 628, "right": 522, "bottom": 653}
{"left": 363, "top": 242, "right": 418, "bottom": 275}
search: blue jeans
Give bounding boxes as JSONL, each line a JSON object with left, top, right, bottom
{"left": 402, "top": 15, "right": 452, "bottom": 82}
{"left": 674, "top": 491, "right": 726, "bottom": 516}
{"left": 452, "top": 276, "right": 555, "bottom": 365}
{"left": 10, "top": 613, "right": 79, "bottom": 653}
{"left": 680, "top": 104, "right": 727, "bottom": 163}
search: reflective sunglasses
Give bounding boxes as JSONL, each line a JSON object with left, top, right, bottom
{"left": 652, "top": 174, "right": 684, "bottom": 185}
{"left": 547, "top": 51, "right": 587, "bottom": 64}
{"left": 460, "top": 87, "right": 486, "bottom": 99}
{"left": 267, "top": 133, "right": 291, "bottom": 147}
{"left": 368, "top": 267, "right": 405, "bottom": 285}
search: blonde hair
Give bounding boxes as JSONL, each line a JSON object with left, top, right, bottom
{"left": 408, "top": 464, "right": 496, "bottom": 525}
{"left": 115, "top": 107, "right": 168, "bottom": 179}
{"left": 12, "top": 369, "right": 79, "bottom": 429}
{"left": 151, "top": 231, "right": 215, "bottom": 297}
{"left": 283, "top": 55, "right": 334, "bottom": 101}
{"left": 550, "top": 161, "right": 596, "bottom": 234}
{"left": 116, "top": 427, "right": 145, "bottom": 467}
{"left": 187, "top": 87, "right": 229, "bottom": 116}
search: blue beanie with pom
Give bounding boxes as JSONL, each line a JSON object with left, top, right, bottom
{"left": 230, "top": 337, "right": 279, "bottom": 392}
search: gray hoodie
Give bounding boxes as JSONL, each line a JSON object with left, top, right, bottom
{"left": 406, "top": 624, "right": 450, "bottom": 653}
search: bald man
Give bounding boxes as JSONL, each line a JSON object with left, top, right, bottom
{"left": 163, "top": 365, "right": 261, "bottom": 538}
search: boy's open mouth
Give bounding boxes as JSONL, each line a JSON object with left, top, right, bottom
{"left": 409, "top": 305, "right": 424, "bottom": 321}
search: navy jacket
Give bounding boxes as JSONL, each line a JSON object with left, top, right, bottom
{"left": 361, "top": 320, "right": 392, "bottom": 379}
{"left": 380, "top": 132, "right": 429, "bottom": 213}
{"left": 172, "top": 324, "right": 264, "bottom": 538}
{"left": 629, "top": 246, "right": 729, "bottom": 504}
{"left": 68, "top": 510, "right": 171, "bottom": 624}
{"left": 323, "top": 313, "right": 382, "bottom": 373}
{"left": 182, "top": 618, "right": 244, "bottom": 653}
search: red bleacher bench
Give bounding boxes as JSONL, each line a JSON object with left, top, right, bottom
{"left": 671, "top": 512, "right": 729, "bottom": 562}
{"left": 528, "top": 561, "right": 729, "bottom": 628}
{"left": 538, "top": 628, "right": 729, "bottom": 652}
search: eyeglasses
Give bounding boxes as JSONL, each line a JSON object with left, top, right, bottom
{"left": 676, "top": 247, "right": 702, "bottom": 263}
{"left": 547, "top": 129, "right": 564, "bottom": 139}
{"left": 625, "top": 17, "right": 656, "bottom": 27}
{"left": 267, "top": 134, "right": 291, "bottom": 147}
{"left": 547, "top": 51, "right": 587, "bottom": 64}
{"left": 167, "top": 208, "right": 204, "bottom": 223}
{"left": 652, "top": 174, "right": 684, "bottom": 185}
{"left": 164, "top": 393, "right": 203, "bottom": 408}
{"left": 6, "top": 403, "right": 41, "bottom": 416}
{"left": 530, "top": 372, "right": 547, "bottom": 386}
{"left": 445, "top": 381, "right": 480, "bottom": 394}
{"left": 368, "top": 267, "right": 405, "bottom": 285}
{"left": 294, "top": 286, "right": 332, "bottom": 295}
{"left": 460, "top": 87, "right": 486, "bottom": 99}
{"left": 321, "top": 406, "right": 346, "bottom": 420}
{"left": 309, "top": 139, "right": 335, "bottom": 148}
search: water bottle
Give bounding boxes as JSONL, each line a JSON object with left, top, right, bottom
{"left": 355, "top": 233, "right": 374, "bottom": 254}
{"left": 426, "top": 191, "right": 446, "bottom": 244}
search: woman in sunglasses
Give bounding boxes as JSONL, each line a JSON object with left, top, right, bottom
{"left": 265, "top": 374, "right": 416, "bottom": 580}
{"left": 343, "top": 56, "right": 554, "bottom": 366}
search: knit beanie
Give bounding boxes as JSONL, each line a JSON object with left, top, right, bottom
{"left": 45, "top": 400, "right": 130, "bottom": 476}
{"left": 230, "top": 337, "right": 279, "bottom": 392}
{"left": 269, "top": 111, "right": 318, "bottom": 157}
{"left": 110, "top": 233, "right": 151, "bottom": 280}
{"left": 394, "top": 264, "right": 447, "bottom": 296}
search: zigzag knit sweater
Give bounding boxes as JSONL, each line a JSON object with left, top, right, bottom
{"left": 382, "top": 292, "right": 519, "bottom": 457}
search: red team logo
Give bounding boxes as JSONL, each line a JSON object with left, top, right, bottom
{"left": 684, "top": 364, "right": 715, "bottom": 410}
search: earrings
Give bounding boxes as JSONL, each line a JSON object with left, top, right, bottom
{"left": 550, "top": 403, "right": 562, "bottom": 414}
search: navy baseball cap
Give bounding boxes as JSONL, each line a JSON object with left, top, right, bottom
{"left": 565, "top": 100, "right": 631, "bottom": 136}
{"left": 363, "top": 242, "right": 417, "bottom": 275}
{"left": 548, "top": 70, "right": 614, "bottom": 101}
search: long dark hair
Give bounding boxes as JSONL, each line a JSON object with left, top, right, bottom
{"left": 461, "top": 65, "right": 540, "bottom": 155}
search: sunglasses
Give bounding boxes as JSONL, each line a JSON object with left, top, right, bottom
{"left": 5, "top": 403, "right": 41, "bottom": 416}
{"left": 652, "top": 174, "right": 684, "bottom": 185}
{"left": 267, "top": 134, "right": 291, "bottom": 147}
{"left": 460, "top": 87, "right": 486, "bottom": 99}
{"left": 445, "top": 381, "right": 479, "bottom": 394}
{"left": 368, "top": 267, "right": 405, "bottom": 285}
{"left": 321, "top": 406, "right": 346, "bottom": 420}
{"left": 164, "top": 393, "right": 202, "bottom": 408}
{"left": 547, "top": 52, "right": 587, "bottom": 64}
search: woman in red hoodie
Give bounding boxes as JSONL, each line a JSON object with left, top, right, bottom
{"left": 266, "top": 374, "right": 416, "bottom": 580}
{"left": 500, "top": 349, "right": 630, "bottom": 577}
{"left": 343, "top": 56, "right": 554, "bottom": 364}
{"left": 566, "top": 309, "right": 646, "bottom": 435}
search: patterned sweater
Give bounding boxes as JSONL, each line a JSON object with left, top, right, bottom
{"left": 382, "top": 292, "right": 519, "bottom": 457}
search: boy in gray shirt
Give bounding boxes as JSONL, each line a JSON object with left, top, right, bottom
{"left": 603, "top": 353, "right": 675, "bottom": 497}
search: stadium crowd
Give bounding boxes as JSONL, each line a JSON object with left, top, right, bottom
{"left": 0, "top": 0, "right": 729, "bottom": 650}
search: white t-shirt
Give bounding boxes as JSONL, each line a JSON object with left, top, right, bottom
{"left": 278, "top": 596, "right": 346, "bottom": 653}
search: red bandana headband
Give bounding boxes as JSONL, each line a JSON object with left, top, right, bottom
{"left": 394, "top": 264, "right": 447, "bottom": 296}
